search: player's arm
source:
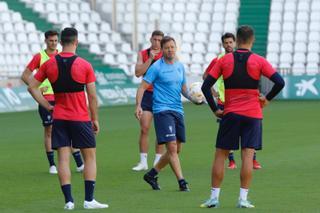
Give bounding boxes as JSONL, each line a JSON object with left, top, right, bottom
{"left": 22, "top": 53, "right": 40, "bottom": 85}
{"left": 202, "top": 70, "right": 208, "bottom": 80}
{"left": 203, "top": 58, "right": 219, "bottom": 97}
{"left": 135, "top": 52, "right": 154, "bottom": 77}
{"left": 86, "top": 82, "right": 99, "bottom": 134}
{"left": 135, "top": 80, "right": 150, "bottom": 120}
{"left": 181, "top": 84, "right": 192, "bottom": 101}
{"left": 21, "top": 67, "right": 33, "bottom": 85}
{"left": 265, "top": 73, "right": 285, "bottom": 101}
{"left": 202, "top": 75, "right": 218, "bottom": 111}
{"left": 181, "top": 65, "right": 198, "bottom": 103}
{"left": 28, "top": 76, "right": 53, "bottom": 111}
{"left": 136, "top": 63, "right": 157, "bottom": 119}
{"left": 201, "top": 61, "right": 223, "bottom": 118}
{"left": 202, "top": 57, "right": 217, "bottom": 80}
{"left": 260, "top": 60, "right": 285, "bottom": 107}
{"left": 259, "top": 73, "right": 285, "bottom": 107}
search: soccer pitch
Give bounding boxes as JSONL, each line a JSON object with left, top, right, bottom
{"left": 0, "top": 101, "right": 319, "bottom": 212}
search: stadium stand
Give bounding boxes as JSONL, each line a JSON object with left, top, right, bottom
{"left": 238, "top": 0, "right": 270, "bottom": 57}
{"left": 17, "top": 0, "right": 138, "bottom": 77}
{"left": 1, "top": 0, "right": 318, "bottom": 82}
{"left": 0, "top": 1, "right": 43, "bottom": 79}
{"left": 267, "top": 0, "right": 320, "bottom": 75}
{"left": 0, "top": 0, "right": 240, "bottom": 79}
{"left": 95, "top": 0, "right": 240, "bottom": 75}
{"left": 2, "top": 0, "right": 136, "bottom": 85}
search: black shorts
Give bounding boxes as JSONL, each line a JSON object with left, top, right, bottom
{"left": 38, "top": 101, "right": 55, "bottom": 126}
{"left": 141, "top": 90, "right": 153, "bottom": 112}
{"left": 216, "top": 113, "right": 262, "bottom": 150}
{"left": 216, "top": 104, "right": 224, "bottom": 123}
{"left": 51, "top": 120, "right": 96, "bottom": 150}
{"left": 153, "top": 110, "right": 186, "bottom": 144}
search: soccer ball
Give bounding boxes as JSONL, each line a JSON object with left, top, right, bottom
{"left": 188, "top": 82, "right": 205, "bottom": 104}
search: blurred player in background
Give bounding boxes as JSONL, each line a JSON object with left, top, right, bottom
{"left": 28, "top": 28, "right": 108, "bottom": 210}
{"left": 21, "top": 30, "right": 84, "bottom": 174}
{"left": 135, "top": 36, "right": 197, "bottom": 191}
{"left": 132, "top": 30, "right": 165, "bottom": 171}
{"left": 203, "top": 32, "right": 261, "bottom": 170}
{"left": 200, "top": 25, "right": 285, "bottom": 208}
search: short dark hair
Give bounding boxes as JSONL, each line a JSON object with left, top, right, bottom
{"left": 60, "top": 27, "right": 78, "bottom": 45}
{"left": 151, "top": 30, "right": 164, "bottom": 38}
{"left": 221, "top": 32, "right": 235, "bottom": 43}
{"left": 236, "top": 25, "right": 254, "bottom": 44}
{"left": 44, "top": 30, "right": 59, "bottom": 39}
{"left": 160, "top": 36, "right": 176, "bottom": 48}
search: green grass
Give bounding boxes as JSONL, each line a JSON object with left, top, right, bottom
{"left": 0, "top": 101, "right": 319, "bottom": 212}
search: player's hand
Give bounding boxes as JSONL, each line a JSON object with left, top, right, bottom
{"left": 46, "top": 104, "right": 54, "bottom": 112}
{"left": 135, "top": 106, "right": 143, "bottom": 120}
{"left": 214, "top": 109, "right": 223, "bottom": 118}
{"left": 92, "top": 120, "right": 100, "bottom": 134}
{"left": 259, "top": 95, "right": 269, "bottom": 108}
{"left": 40, "top": 86, "right": 48, "bottom": 93}
{"left": 149, "top": 51, "right": 156, "bottom": 60}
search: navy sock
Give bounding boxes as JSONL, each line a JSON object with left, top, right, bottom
{"left": 228, "top": 152, "right": 234, "bottom": 161}
{"left": 147, "top": 168, "right": 158, "bottom": 177}
{"left": 72, "top": 151, "right": 83, "bottom": 167}
{"left": 61, "top": 184, "right": 73, "bottom": 203}
{"left": 85, "top": 180, "right": 95, "bottom": 202}
{"left": 46, "top": 151, "right": 55, "bottom": 166}
{"left": 253, "top": 152, "right": 257, "bottom": 160}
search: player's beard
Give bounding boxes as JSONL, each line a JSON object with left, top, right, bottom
{"left": 226, "top": 46, "right": 233, "bottom": 53}
{"left": 165, "top": 52, "right": 175, "bottom": 62}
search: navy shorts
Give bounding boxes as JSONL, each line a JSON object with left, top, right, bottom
{"left": 216, "top": 113, "right": 262, "bottom": 150}
{"left": 141, "top": 90, "right": 153, "bottom": 112}
{"left": 38, "top": 101, "right": 55, "bottom": 126}
{"left": 153, "top": 110, "right": 186, "bottom": 144}
{"left": 51, "top": 120, "right": 96, "bottom": 150}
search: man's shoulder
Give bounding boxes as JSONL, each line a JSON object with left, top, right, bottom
{"left": 223, "top": 52, "right": 234, "bottom": 58}
{"left": 217, "top": 52, "right": 226, "bottom": 59}
{"left": 41, "top": 56, "right": 56, "bottom": 66}
{"left": 215, "top": 52, "right": 232, "bottom": 64}
{"left": 251, "top": 52, "right": 264, "bottom": 59}
{"left": 139, "top": 48, "right": 149, "bottom": 55}
{"left": 31, "top": 52, "right": 41, "bottom": 60}
{"left": 75, "top": 56, "right": 92, "bottom": 68}
{"left": 152, "top": 58, "right": 162, "bottom": 66}
{"left": 174, "top": 60, "right": 184, "bottom": 68}
{"left": 249, "top": 52, "right": 268, "bottom": 64}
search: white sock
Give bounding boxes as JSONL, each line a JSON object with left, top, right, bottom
{"left": 153, "top": 154, "right": 162, "bottom": 166}
{"left": 210, "top": 188, "right": 220, "bottom": 199}
{"left": 239, "top": 188, "right": 249, "bottom": 201}
{"left": 140, "top": 153, "right": 148, "bottom": 165}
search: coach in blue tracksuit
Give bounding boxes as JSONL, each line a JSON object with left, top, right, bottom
{"left": 135, "top": 36, "right": 195, "bottom": 192}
